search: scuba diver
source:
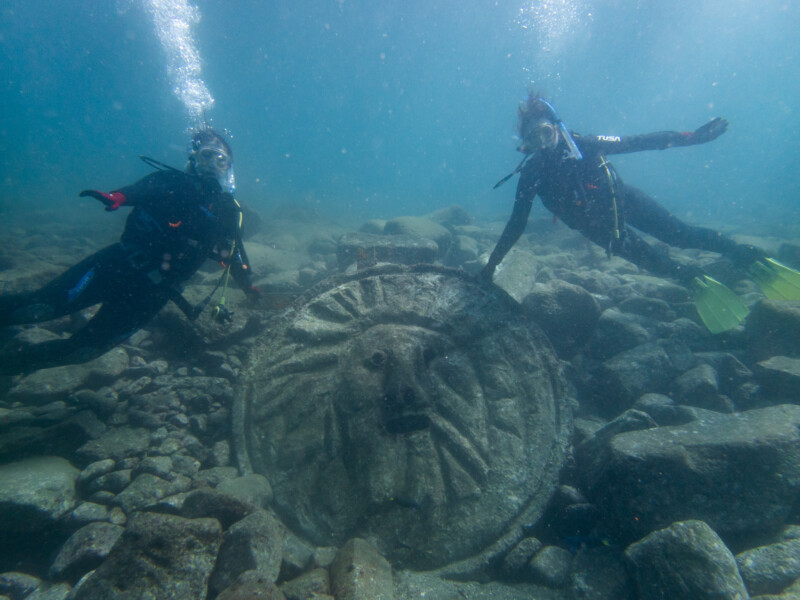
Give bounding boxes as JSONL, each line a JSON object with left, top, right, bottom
{"left": 482, "top": 93, "right": 800, "bottom": 333}
{"left": 0, "top": 128, "right": 260, "bottom": 375}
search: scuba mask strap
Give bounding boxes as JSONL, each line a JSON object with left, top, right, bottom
{"left": 539, "top": 100, "right": 583, "bottom": 161}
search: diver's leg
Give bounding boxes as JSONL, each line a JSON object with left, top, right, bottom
{"left": 0, "top": 245, "right": 121, "bottom": 327}
{"left": 622, "top": 186, "right": 763, "bottom": 267}
{"left": 611, "top": 227, "right": 703, "bottom": 284}
{"left": 0, "top": 280, "right": 169, "bottom": 376}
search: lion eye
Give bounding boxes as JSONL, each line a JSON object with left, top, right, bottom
{"left": 366, "top": 351, "right": 387, "bottom": 369}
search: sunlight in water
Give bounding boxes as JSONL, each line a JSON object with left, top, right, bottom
{"left": 143, "top": 0, "right": 214, "bottom": 125}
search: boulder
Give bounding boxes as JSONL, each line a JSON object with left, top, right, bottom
{"left": 209, "top": 510, "right": 286, "bottom": 597}
{"left": 49, "top": 522, "right": 124, "bottom": 582}
{"left": 70, "top": 512, "right": 222, "bottom": 600}
{"left": 384, "top": 216, "right": 453, "bottom": 255}
{"left": 587, "top": 404, "right": 800, "bottom": 544}
{"left": 337, "top": 232, "right": 438, "bottom": 271}
{"left": 330, "top": 539, "right": 393, "bottom": 600}
{"left": 624, "top": 520, "right": 747, "bottom": 600}
{"left": 746, "top": 300, "right": 800, "bottom": 361}
{"left": 0, "top": 457, "right": 79, "bottom": 532}
{"left": 736, "top": 538, "right": 800, "bottom": 596}
{"left": 521, "top": 280, "right": 601, "bottom": 356}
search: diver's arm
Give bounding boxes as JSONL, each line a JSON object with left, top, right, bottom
{"left": 79, "top": 171, "right": 179, "bottom": 211}
{"left": 578, "top": 117, "right": 729, "bottom": 155}
{"left": 481, "top": 166, "right": 538, "bottom": 280}
{"left": 79, "top": 190, "right": 129, "bottom": 211}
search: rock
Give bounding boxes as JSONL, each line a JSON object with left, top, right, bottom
{"left": 447, "top": 235, "right": 480, "bottom": 267}
{"left": 87, "top": 470, "right": 132, "bottom": 495}
{"left": 617, "top": 295, "right": 676, "bottom": 321}
{"left": 587, "top": 308, "right": 652, "bottom": 360}
{"left": 632, "top": 393, "right": 720, "bottom": 427}
{"left": 656, "top": 317, "right": 713, "bottom": 350}
{"left": 501, "top": 537, "right": 543, "bottom": 578}
{"left": 521, "top": 280, "right": 601, "bottom": 356}
{"left": 736, "top": 538, "right": 800, "bottom": 596}
{"left": 625, "top": 520, "right": 747, "bottom": 600}
{"left": 217, "top": 570, "right": 286, "bottom": 600}
{"left": 695, "top": 352, "right": 754, "bottom": 396}
{"left": 216, "top": 475, "right": 274, "bottom": 509}
{"left": 568, "top": 546, "right": 633, "bottom": 600}
{"left": 336, "top": 232, "right": 438, "bottom": 271}
{"left": 575, "top": 409, "right": 658, "bottom": 476}
{"left": 490, "top": 247, "right": 540, "bottom": 302}
{"left": 49, "top": 522, "right": 124, "bottom": 582}
{"left": 588, "top": 405, "right": 800, "bottom": 544}
{"left": 280, "top": 568, "right": 330, "bottom": 600}
{"left": 0, "top": 572, "right": 41, "bottom": 600}
{"left": 209, "top": 510, "right": 286, "bottom": 597}
{"left": 358, "top": 220, "right": 386, "bottom": 234}
{"left": 70, "top": 512, "right": 222, "bottom": 600}
{"left": 424, "top": 205, "right": 472, "bottom": 228}
{"left": 746, "top": 300, "right": 800, "bottom": 361}
{"left": 330, "top": 539, "right": 394, "bottom": 600}
{"left": 136, "top": 456, "right": 174, "bottom": 480}
{"left": 4, "top": 348, "right": 128, "bottom": 406}
{"left": 209, "top": 440, "right": 232, "bottom": 467}
{"left": 384, "top": 216, "right": 453, "bottom": 255}
{"left": 113, "top": 473, "right": 191, "bottom": 514}
{"left": 526, "top": 545, "right": 571, "bottom": 588}
{"left": 593, "top": 340, "right": 693, "bottom": 417}
{"left": 5, "top": 366, "right": 90, "bottom": 406}
{"left": 0, "top": 411, "right": 104, "bottom": 463}
{"left": 180, "top": 488, "right": 256, "bottom": 529}
{"left": 67, "top": 502, "right": 110, "bottom": 525}
{"left": 24, "top": 582, "right": 71, "bottom": 600}
{"left": 75, "top": 427, "right": 150, "bottom": 465}
{"left": 0, "top": 457, "right": 79, "bottom": 532}
{"left": 671, "top": 364, "right": 734, "bottom": 413}
{"left": 754, "top": 356, "right": 800, "bottom": 400}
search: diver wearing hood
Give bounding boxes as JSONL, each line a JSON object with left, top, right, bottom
{"left": 482, "top": 94, "right": 764, "bottom": 287}
{"left": 0, "top": 128, "right": 260, "bottom": 376}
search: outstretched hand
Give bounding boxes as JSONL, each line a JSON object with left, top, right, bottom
{"left": 692, "top": 117, "right": 729, "bottom": 144}
{"left": 79, "top": 190, "right": 127, "bottom": 211}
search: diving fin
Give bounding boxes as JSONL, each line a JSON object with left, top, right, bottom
{"left": 750, "top": 258, "right": 800, "bottom": 301}
{"left": 691, "top": 275, "right": 750, "bottom": 334}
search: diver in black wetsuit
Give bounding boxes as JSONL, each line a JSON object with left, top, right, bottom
{"left": 481, "top": 94, "right": 764, "bottom": 283}
{"left": 0, "top": 129, "right": 260, "bottom": 375}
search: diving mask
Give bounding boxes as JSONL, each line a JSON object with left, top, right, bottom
{"left": 194, "top": 146, "right": 235, "bottom": 193}
{"left": 523, "top": 119, "right": 559, "bottom": 151}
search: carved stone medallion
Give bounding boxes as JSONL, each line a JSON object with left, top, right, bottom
{"left": 236, "top": 265, "right": 573, "bottom": 570}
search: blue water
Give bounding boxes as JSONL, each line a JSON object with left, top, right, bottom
{"left": 1, "top": 0, "right": 799, "bottom": 231}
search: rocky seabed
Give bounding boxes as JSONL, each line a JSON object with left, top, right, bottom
{"left": 2, "top": 207, "right": 800, "bottom": 599}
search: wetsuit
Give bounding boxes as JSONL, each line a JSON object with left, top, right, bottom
{"left": 483, "top": 130, "right": 762, "bottom": 282}
{"left": 0, "top": 169, "right": 254, "bottom": 375}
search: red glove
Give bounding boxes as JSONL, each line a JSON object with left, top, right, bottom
{"left": 79, "top": 190, "right": 127, "bottom": 211}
